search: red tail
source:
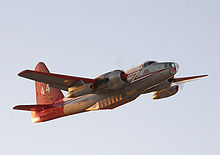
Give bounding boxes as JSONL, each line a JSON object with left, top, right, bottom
{"left": 35, "top": 62, "right": 64, "bottom": 105}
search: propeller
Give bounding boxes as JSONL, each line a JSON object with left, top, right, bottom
{"left": 169, "top": 76, "right": 184, "bottom": 91}
{"left": 121, "top": 72, "right": 128, "bottom": 81}
{"left": 115, "top": 57, "right": 125, "bottom": 70}
{"left": 178, "top": 83, "right": 184, "bottom": 91}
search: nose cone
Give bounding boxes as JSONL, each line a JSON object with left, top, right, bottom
{"left": 170, "top": 62, "right": 179, "bottom": 74}
{"left": 174, "top": 62, "right": 179, "bottom": 72}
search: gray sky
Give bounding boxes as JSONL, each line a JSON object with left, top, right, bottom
{"left": 0, "top": 0, "right": 219, "bottom": 154}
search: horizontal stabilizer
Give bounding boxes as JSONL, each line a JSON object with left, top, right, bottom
{"left": 13, "top": 104, "right": 54, "bottom": 111}
{"left": 18, "top": 70, "right": 96, "bottom": 91}
{"left": 172, "top": 75, "right": 208, "bottom": 84}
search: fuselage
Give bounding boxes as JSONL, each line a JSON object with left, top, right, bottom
{"left": 31, "top": 61, "right": 178, "bottom": 123}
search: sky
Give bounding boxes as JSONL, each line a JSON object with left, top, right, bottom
{"left": 0, "top": 0, "right": 219, "bottom": 154}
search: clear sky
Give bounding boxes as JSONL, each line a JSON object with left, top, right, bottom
{"left": 0, "top": 0, "right": 219, "bottom": 154}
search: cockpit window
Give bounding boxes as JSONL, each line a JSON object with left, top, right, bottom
{"left": 148, "top": 61, "right": 155, "bottom": 65}
{"left": 144, "top": 61, "right": 156, "bottom": 67}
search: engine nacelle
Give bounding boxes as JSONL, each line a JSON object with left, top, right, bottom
{"left": 94, "top": 70, "right": 127, "bottom": 94}
{"left": 152, "top": 85, "right": 179, "bottom": 100}
{"left": 66, "top": 83, "right": 94, "bottom": 98}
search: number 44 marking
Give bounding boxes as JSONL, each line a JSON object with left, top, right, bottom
{"left": 41, "top": 84, "right": 51, "bottom": 95}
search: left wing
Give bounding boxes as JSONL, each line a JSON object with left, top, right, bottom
{"left": 172, "top": 74, "right": 208, "bottom": 84}
{"left": 18, "top": 70, "right": 96, "bottom": 91}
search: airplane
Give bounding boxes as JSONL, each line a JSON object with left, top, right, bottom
{"left": 13, "top": 61, "right": 208, "bottom": 123}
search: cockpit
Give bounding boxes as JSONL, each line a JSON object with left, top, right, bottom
{"left": 143, "top": 61, "right": 157, "bottom": 67}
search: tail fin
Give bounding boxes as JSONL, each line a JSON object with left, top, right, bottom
{"left": 35, "top": 62, "right": 64, "bottom": 105}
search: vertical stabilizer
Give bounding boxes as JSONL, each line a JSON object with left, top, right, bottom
{"left": 35, "top": 62, "right": 64, "bottom": 105}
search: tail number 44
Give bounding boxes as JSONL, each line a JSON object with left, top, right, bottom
{"left": 41, "top": 84, "right": 51, "bottom": 95}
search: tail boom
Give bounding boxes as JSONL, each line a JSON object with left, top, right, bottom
{"left": 31, "top": 106, "right": 65, "bottom": 123}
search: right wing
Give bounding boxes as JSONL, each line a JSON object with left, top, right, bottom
{"left": 18, "top": 70, "right": 96, "bottom": 91}
{"left": 172, "top": 74, "right": 208, "bottom": 84}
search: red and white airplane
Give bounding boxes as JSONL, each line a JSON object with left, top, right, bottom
{"left": 13, "top": 61, "right": 207, "bottom": 123}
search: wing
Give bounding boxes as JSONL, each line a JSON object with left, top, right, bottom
{"left": 172, "top": 74, "right": 208, "bottom": 84}
{"left": 18, "top": 70, "right": 96, "bottom": 91}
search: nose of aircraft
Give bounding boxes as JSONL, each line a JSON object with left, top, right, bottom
{"left": 174, "top": 62, "right": 179, "bottom": 72}
{"left": 168, "top": 62, "right": 179, "bottom": 74}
